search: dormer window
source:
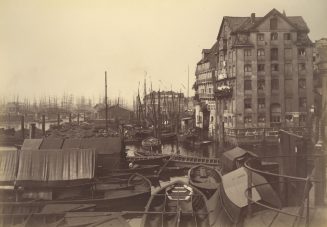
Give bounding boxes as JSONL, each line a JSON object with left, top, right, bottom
{"left": 270, "top": 18, "right": 278, "bottom": 30}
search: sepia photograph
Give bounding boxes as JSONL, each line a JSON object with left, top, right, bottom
{"left": 0, "top": 0, "right": 326, "bottom": 226}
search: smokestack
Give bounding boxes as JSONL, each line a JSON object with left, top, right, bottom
{"left": 251, "top": 13, "right": 256, "bottom": 23}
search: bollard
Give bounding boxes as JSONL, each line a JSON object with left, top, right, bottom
{"left": 21, "top": 116, "right": 25, "bottom": 139}
{"left": 29, "top": 123, "right": 36, "bottom": 139}
{"left": 42, "top": 115, "right": 45, "bottom": 135}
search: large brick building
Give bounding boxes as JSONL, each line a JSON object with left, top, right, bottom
{"left": 195, "top": 9, "right": 314, "bottom": 145}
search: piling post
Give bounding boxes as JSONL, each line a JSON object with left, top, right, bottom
{"left": 77, "top": 113, "right": 80, "bottom": 125}
{"left": 42, "top": 115, "right": 45, "bottom": 135}
{"left": 69, "top": 113, "right": 72, "bottom": 124}
{"left": 21, "top": 116, "right": 25, "bottom": 139}
{"left": 57, "top": 113, "right": 60, "bottom": 126}
{"left": 29, "top": 123, "right": 36, "bottom": 139}
{"left": 314, "top": 138, "right": 325, "bottom": 206}
{"left": 247, "top": 168, "right": 253, "bottom": 217}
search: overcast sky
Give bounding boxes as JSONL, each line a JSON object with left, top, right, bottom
{"left": 1, "top": 0, "right": 326, "bottom": 106}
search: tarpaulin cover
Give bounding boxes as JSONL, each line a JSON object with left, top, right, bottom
{"left": 16, "top": 149, "right": 95, "bottom": 182}
{"left": 21, "top": 139, "right": 43, "bottom": 150}
{"left": 80, "top": 137, "right": 121, "bottom": 154}
{"left": 222, "top": 147, "right": 257, "bottom": 171}
{"left": 39, "top": 138, "right": 64, "bottom": 149}
{"left": 0, "top": 150, "right": 18, "bottom": 182}
{"left": 62, "top": 138, "right": 82, "bottom": 149}
{"left": 221, "top": 167, "right": 281, "bottom": 222}
{"left": 222, "top": 167, "right": 261, "bottom": 208}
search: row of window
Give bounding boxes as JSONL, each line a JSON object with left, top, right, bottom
{"left": 257, "top": 32, "right": 292, "bottom": 41}
{"left": 244, "top": 98, "right": 307, "bottom": 109}
{"left": 244, "top": 63, "right": 306, "bottom": 72}
{"left": 243, "top": 114, "right": 307, "bottom": 124}
{"left": 245, "top": 78, "right": 306, "bottom": 90}
{"left": 244, "top": 48, "right": 306, "bottom": 58}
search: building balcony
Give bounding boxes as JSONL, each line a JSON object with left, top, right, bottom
{"left": 224, "top": 126, "right": 309, "bottom": 145}
{"left": 214, "top": 86, "right": 233, "bottom": 99}
{"left": 196, "top": 78, "right": 214, "bottom": 85}
{"left": 195, "top": 68, "right": 212, "bottom": 75}
{"left": 217, "top": 72, "right": 228, "bottom": 81}
{"left": 198, "top": 93, "right": 214, "bottom": 100}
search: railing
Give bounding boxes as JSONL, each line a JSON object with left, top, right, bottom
{"left": 225, "top": 127, "right": 308, "bottom": 137}
{"left": 198, "top": 93, "right": 214, "bottom": 100}
{"left": 243, "top": 155, "right": 324, "bottom": 227}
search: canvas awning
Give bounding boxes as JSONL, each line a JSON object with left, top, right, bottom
{"left": 0, "top": 150, "right": 18, "bottom": 182}
{"left": 21, "top": 139, "right": 43, "bottom": 150}
{"left": 39, "top": 138, "right": 64, "bottom": 149}
{"left": 16, "top": 149, "right": 95, "bottom": 182}
{"left": 62, "top": 138, "right": 82, "bottom": 149}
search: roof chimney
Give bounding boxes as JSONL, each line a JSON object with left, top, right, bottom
{"left": 251, "top": 13, "right": 256, "bottom": 23}
{"left": 283, "top": 10, "right": 286, "bottom": 16}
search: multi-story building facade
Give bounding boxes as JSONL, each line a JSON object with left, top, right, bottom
{"left": 194, "top": 45, "right": 218, "bottom": 137}
{"left": 195, "top": 9, "right": 314, "bottom": 145}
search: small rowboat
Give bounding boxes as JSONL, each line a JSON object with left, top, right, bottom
{"left": 188, "top": 164, "right": 222, "bottom": 199}
{"left": 141, "top": 137, "right": 161, "bottom": 151}
{"left": 141, "top": 180, "right": 210, "bottom": 227}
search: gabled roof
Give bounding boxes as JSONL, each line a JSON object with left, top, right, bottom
{"left": 196, "top": 41, "right": 218, "bottom": 68}
{"left": 242, "top": 8, "right": 309, "bottom": 33}
{"left": 217, "top": 8, "right": 310, "bottom": 40}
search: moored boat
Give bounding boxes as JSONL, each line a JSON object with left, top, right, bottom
{"left": 126, "top": 154, "right": 171, "bottom": 165}
{"left": 188, "top": 164, "right": 222, "bottom": 199}
{"left": 141, "top": 137, "right": 161, "bottom": 151}
{"left": 141, "top": 180, "right": 210, "bottom": 227}
{"left": 0, "top": 173, "right": 151, "bottom": 212}
{"left": 169, "top": 155, "right": 222, "bottom": 170}
{"left": 58, "top": 212, "right": 130, "bottom": 227}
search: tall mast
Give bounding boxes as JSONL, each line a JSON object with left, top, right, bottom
{"left": 187, "top": 65, "right": 190, "bottom": 110}
{"left": 105, "top": 71, "right": 108, "bottom": 131}
{"left": 144, "top": 71, "right": 147, "bottom": 125}
{"left": 187, "top": 65, "right": 190, "bottom": 98}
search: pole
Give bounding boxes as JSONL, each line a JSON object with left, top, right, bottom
{"left": 105, "top": 71, "right": 108, "bottom": 132}
{"left": 29, "top": 123, "right": 36, "bottom": 139}
{"left": 21, "top": 116, "right": 25, "bottom": 139}
{"left": 187, "top": 65, "right": 189, "bottom": 110}
{"left": 42, "top": 114, "right": 45, "bottom": 135}
{"left": 57, "top": 113, "right": 60, "bottom": 126}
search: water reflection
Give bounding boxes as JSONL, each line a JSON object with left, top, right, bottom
{"left": 126, "top": 141, "right": 217, "bottom": 158}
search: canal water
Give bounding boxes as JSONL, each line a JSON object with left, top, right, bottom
{"left": 126, "top": 141, "right": 218, "bottom": 158}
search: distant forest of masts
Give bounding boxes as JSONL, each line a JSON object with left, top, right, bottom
{"left": 0, "top": 94, "right": 130, "bottom": 114}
